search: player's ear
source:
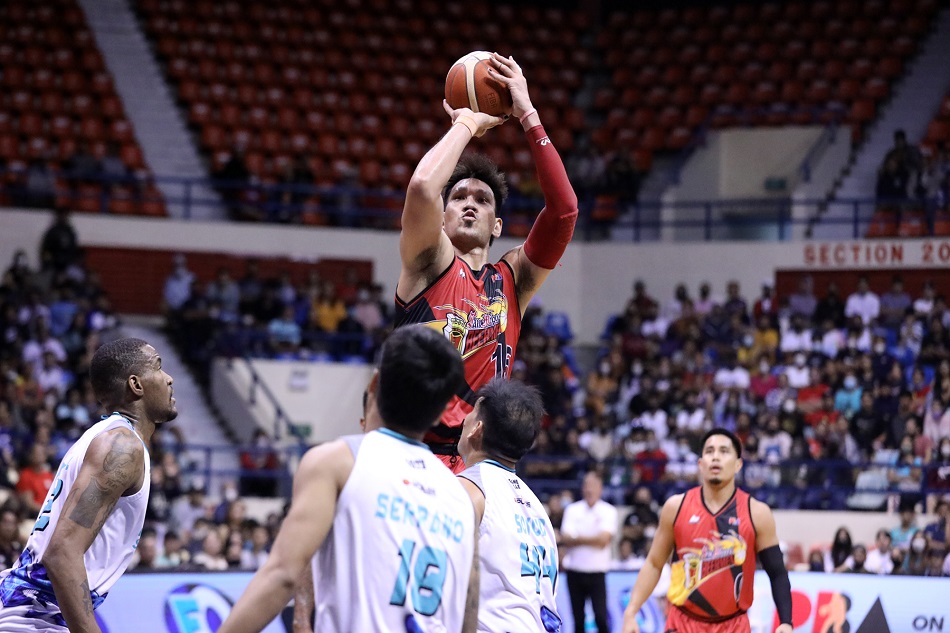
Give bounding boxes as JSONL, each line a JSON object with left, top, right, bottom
{"left": 128, "top": 375, "right": 144, "bottom": 397}
{"left": 492, "top": 216, "right": 503, "bottom": 239}
{"left": 367, "top": 369, "right": 380, "bottom": 395}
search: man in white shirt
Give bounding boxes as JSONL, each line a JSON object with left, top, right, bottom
{"left": 560, "top": 472, "right": 617, "bottom": 633}
{"left": 713, "top": 355, "right": 750, "bottom": 390}
{"left": 845, "top": 276, "right": 880, "bottom": 325}
{"left": 779, "top": 315, "right": 812, "bottom": 354}
{"left": 864, "top": 529, "right": 895, "bottom": 575}
{"left": 784, "top": 353, "right": 811, "bottom": 389}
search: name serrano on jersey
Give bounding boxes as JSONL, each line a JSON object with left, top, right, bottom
{"left": 375, "top": 493, "right": 466, "bottom": 544}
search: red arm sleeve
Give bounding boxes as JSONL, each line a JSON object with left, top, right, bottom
{"left": 522, "top": 124, "right": 579, "bottom": 270}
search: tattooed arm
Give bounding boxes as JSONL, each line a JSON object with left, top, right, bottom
{"left": 44, "top": 428, "right": 144, "bottom": 633}
{"left": 291, "top": 566, "right": 315, "bottom": 633}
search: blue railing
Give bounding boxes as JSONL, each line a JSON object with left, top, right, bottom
{"left": 3, "top": 168, "right": 945, "bottom": 241}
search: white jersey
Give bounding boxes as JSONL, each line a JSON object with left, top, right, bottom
{"left": 0, "top": 414, "right": 150, "bottom": 629}
{"left": 459, "top": 460, "right": 561, "bottom": 632}
{"left": 313, "top": 428, "right": 475, "bottom": 633}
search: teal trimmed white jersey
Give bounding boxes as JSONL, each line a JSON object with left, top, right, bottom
{"left": 459, "top": 460, "right": 561, "bottom": 632}
{"left": 0, "top": 414, "right": 150, "bottom": 629}
{"left": 312, "top": 428, "right": 475, "bottom": 633}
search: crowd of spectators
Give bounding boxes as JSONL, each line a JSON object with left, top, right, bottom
{"left": 517, "top": 273, "right": 949, "bottom": 567}
{"left": 163, "top": 257, "right": 390, "bottom": 377}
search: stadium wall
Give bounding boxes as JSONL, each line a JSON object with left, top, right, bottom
{"left": 3, "top": 209, "right": 949, "bottom": 344}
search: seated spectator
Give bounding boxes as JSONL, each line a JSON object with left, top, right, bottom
{"left": 842, "top": 545, "right": 870, "bottom": 574}
{"left": 752, "top": 281, "right": 778, "bottom": 324}
{"left": 171, "top": 481, "right": 208, "bottom": 537}
{"left": 351, "top": 286, "right": 384, "bottom": 335}
{"left": 693, "top": 282, "right": 715, "bottom": 316}
{"left": 613, "top": 537, "right": 642, "bottom": 570}
{"left": 310, "top": 280, "right": 347, "bottom": 333}
{"left": 780, "top": 316, "right": 812, "bottom": 355}
{"left": 206, "top": 268, "right": 241, "bottom": 324}
{"left": 156, "top": 530, "right": 189, "bottom": 568}
{"left": 664, "top": 434, "right": 698, "bottom": 488}
{"left": 816, "top": 318, "right": 845, "bottom": 358}
{"left": 241, "top": 522, "right": 271, "bottom": 570}
{"left": 845, "top": 277, "right": 880, "bottom": 326}
{"left": 923, "top": 396, "right": 950, "bottom": 444}
{"left": 807, "top": 549, "right": 825, "bottom": 572}
{"left": 637, "top": 394, "right": 669, "bottom": 440}
{"left": 722, "top": 280, "right": 748, "bottom": 324}
{"left": 852, "top": 392, "right": 887, "bottom": 457}
{"left": 192, "top": 530, "right": 228, "bottom": 571}
{"left": 584, "top": 358, "right": 619, "bottom": 417}
{"left": 0, "top": 507, "right": 22, "bottom": 570}
{"left": 674, "top": 392, "right": 707, "bottom": 438}
{"left": 880, "top": 276, "right": 913, "bottom": 329}
{"left": 130, "top": 528, "right": 160, "bottom": 571}
{"left": 788, "top": 276, "right": 817, "bottom": 320}
{"left": 930, "top": 438, "right": 950, "bottom": 492}
{"left": 924, "top": 498, "right": 950, "bottom": 545}
{"left": 33, "top": 350, "right": 69, "bottom": 399}
{"left": 826, "top": 527, "right": 853, "bottom": 572}
{"left": 865, "top": 530, "right": 895, "bottom": 575}
{"left": 267, "top": 305, "right": 301, "bottom": 356}
{"left": 920, "top": 317, "right": 950, "bottom": 367}
{"left": 833, "top": 371, "right": 862, "bottom": 419}
{"left": 620, "top": 487, "right": 659, "bottom": 547}
{"left": 239, "top": 430, "right": 281, "bottom": 497}
{"left": 15, "top": 443, "right": 53, "bottom": 516}
{"left": 626, "top": 280, "right": 658, "bottom": 316}
{"left": 713, "top": 354, "right": 750, "bottom": 391}
{"left": 632, "top": 430, "right": 667, "bottom": 483}
{"left": 902, "top": 531, "right": 929, "bottom": 575}
{"left": 750, "top": 316, "right": 779, "bottom": 363}
{"left": 814, "top": 282, "right": 846, "bottom": 328}
{"left": 797, "top": 367, "right": 829, "bottom": 414}
{"left": 891, "top": 502, "right": 919, "bottom": 550}
{"left": 162, "top": 254, "right": 195, "bottom": 321}
{"left": 758, "top": 416, "right": 792, "bottom": 464}
{"left": 39, "top": 209, "right": 81, "bottom": 274}
{"left": 579, "top": 414, "right": 614, "bottom": 463}
{"left": 914, "top": 280, "right": 937, "bottom": 317}
{"left": 784, "top": 353, "right": 811, "bottom": 389}
{"left": 924, "top": 543, "right": 947, "bottom": 577}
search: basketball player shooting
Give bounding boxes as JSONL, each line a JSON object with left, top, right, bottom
{"left": 0, "top": 338, "right": 176, "bottom": 632}
{"left": 622, "top": 429, "right": 793, "bottom": 633}
{"left": 395, "top": 52, "right": 578, "bottom": 474}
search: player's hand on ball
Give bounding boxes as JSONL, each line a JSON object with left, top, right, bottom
{"left": 488, "top": 53, "right": 533, "bottom": 120}
{"left": 442, "top": 100, "right": 506, "bottom": 138}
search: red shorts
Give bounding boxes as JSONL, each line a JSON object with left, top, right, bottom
{"left": 664, "top": 608, "right": 750, "bottom": 633}
{"left": 434, "top": 452, "right": 466, "bottom": 474}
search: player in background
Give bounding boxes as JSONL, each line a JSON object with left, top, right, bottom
{"left": 219, "top": 325, "right": 479, "bottom": 633}
{"left": 396, "top": 52, "right": 578, "bottom": 473}
{"left": 0, "top": 338, "right": 176, "bottom": 631}
{"left": 457, "top": 378, "right": 561, "bottom": 632}
{"left": 621, "top": 429, "right": 793, "bottom": 633}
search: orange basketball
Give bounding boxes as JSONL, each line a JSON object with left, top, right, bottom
{"left": 444, "top": 51, "right": 513, "bottom": 117}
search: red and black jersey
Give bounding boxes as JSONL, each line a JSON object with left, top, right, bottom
{"left": 394, "top": 256, "right": 522, "bottom": 446}
{"left": 667, "top": 486, "right": 758, "bottom": 624}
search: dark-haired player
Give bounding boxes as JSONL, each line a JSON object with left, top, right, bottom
{"left": 457, "top": 378, "right": 561, "bottom": 632}
{"left": 0, "top": 338, "right": 175, "bottom": 631}
{"left": 622, "top": 429, "right": 793, "bottom": 633}
{"left": 220, "top": 325, "right": 479, "bottom": 633}
{"left": 396, "top": 53, "right": 578, "bottom": 473}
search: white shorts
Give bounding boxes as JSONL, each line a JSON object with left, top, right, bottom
{"left": 0, "top": 605, "right": 68, "bottom": 631}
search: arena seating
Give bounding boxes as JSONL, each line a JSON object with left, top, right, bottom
{"left": 0, "top": 0, "right": 166, "bottom": 215}
{"left": 594, "top": 0, "right": 939, "bottom": 170}
{"left": 136, "top": 0, "right": 589, "bottom": 193}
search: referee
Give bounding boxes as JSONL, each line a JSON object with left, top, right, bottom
{"left": 560, "top": 471, "right": 618, "bottom": 633}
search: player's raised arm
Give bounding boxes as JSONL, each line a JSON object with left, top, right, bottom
{"left": 621, "top": 494, "right": 681, "bottom": 633}
{"left": 219, "top": 441, "right": 353, "bottom": 633}
{"left": 398, "top": 103, "right": 505, "bottom": 296}
{"left": 490, "top": 53, "right": 578, "bottom": 311}
{"left": 44, "top": 428, "right": 145, "bottom": 633}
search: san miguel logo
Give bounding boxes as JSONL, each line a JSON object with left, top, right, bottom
{"left": 436, "top": 292, "right": 508, "bottom": 359}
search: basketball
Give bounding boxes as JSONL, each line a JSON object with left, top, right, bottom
{"left": 444, "top": 51, "right": 514, "bottom": 117}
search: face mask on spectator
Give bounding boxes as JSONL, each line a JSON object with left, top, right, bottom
{"left": 759, "top": 361, "right": 770, "bottom": 374}
{"left": 599, "top": 362, "right": 611, "bottom": 375}
{"left": 632, "top": 362, "right": 643, "bottom": 376}
{"left": 844, "top": 376, "right": 857, "bottom": 390}
{"left": 795, "top": 354, "right": 806, "bottom": 367}
{"left": 874, "top": 343, "right": 886, "bottom": 354}
{"left": 942, "top": 445, "right": 950, "bottom": 459}
{"left": 743, "top": 335, "right": 753, "bottom": 347}
{"left": 783, "top": 400, "right": 796, "bottom": 413}
{"left": 912, "top": 538, "right": 927, "bottom": 553}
